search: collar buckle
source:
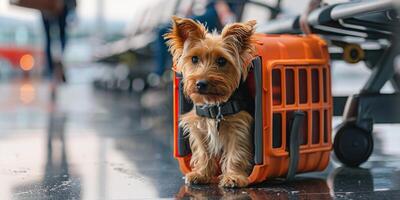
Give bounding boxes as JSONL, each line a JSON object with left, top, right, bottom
{"left": 207, "top": 104, "right": 224, "bottom": 121}
{"left": 208, "top": 106, "right": 218, "bottom": 119}
{"left": 215, "top": 104, "right": 224, "bottom": 122}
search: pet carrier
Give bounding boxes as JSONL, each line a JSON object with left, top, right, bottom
{"left": 173, "top": 34, "right": 332, "bottom": 184}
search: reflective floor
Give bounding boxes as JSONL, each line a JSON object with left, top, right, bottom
{"left": 1, "top": 73, "right": 400, "bottom": 199}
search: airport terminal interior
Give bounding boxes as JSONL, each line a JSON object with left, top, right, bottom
{"left": 0, "top": 0, "right": 400, "bottom": 199}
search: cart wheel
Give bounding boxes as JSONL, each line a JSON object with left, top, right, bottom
{"left": 334, "top": 123, "right": 373, "bottom": 167}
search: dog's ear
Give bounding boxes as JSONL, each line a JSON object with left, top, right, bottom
{"left": 164, "top": 16, "right": 206, "bottom": 71}
{"left": 222, "top": 20, "right": 257, "bottom": 81}
{"left": 221, "top": 20, "right": 256, "bottom": 52}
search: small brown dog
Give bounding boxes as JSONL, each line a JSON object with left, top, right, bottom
{"left": 165, "top": 16, "right": 257, "bottom": 188}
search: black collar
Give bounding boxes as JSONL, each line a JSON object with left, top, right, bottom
{"left": 194, "top": 79, "right": 253, "bottom": 120}
{"left": 195, "top": 100, "right": 244, "bottom": 120}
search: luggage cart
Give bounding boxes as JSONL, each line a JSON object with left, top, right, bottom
{"left": 257, "top": 0, "right": 400, "bottom": 167}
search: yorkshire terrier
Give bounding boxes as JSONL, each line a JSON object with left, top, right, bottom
{"left": 165, "top": 16, "right": 256, "bottom": 188}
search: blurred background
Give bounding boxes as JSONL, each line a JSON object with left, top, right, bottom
{"left": 0, "top": 0, "right": 399, "bottom": 199}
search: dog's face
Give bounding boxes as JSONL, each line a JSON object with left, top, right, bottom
{"left": 165, "top": 17, "right": 256, "bottom": 105}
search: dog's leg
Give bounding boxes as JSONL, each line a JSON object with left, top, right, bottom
{"left": 185, "top": 129, "right": 218, "bottom": 185}
{"left": 181, "top": 113, "right": 217, "bottom": 184}
{"left": 219, "top": 112, "right": 253, "bottom": 188}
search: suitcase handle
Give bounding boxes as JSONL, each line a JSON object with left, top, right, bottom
{"left": 286, "top": 110, "right": 305, "bottom": 180}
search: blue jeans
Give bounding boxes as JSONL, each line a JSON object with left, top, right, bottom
{"left": 154, "top": 6, "right": 221, "bottom": 76}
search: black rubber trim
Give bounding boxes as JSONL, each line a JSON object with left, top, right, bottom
{"left": 357, "top": 93, "right": 400, "bottom": 124}
{"left": 253, "top": 57, "right": 263, "bottom": 165}
{"left": 177, "top": 73, "right": 192, "bottom": 156}
{"left": 286, "top": 111, "right": 305, "bottom": 180}
{"left": 318, "top": 4, "right": 337, "bottom": 24}
{"left": 292, "top": 16, "right": 300, "bottom": 30}
{"left": 333, "top": 96, "right": 348, "bottom": 116}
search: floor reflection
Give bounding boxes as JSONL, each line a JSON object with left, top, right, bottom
{"left": 328, "top": 167, "right": 373, "bottom": 198}
{"left": 174, "top": 166, "right": 394, "bottom": 200}
{"left": 12, "top": 104, "right": 81, "bottom": 199}
{"left": 176, "top": 177, "right": 331, "bottom": 199}
{"left": 0, "top": 76, "right": 399, "bottom": 199}
{"left": 43, "top": 106, "right": 81, "bottom": 199}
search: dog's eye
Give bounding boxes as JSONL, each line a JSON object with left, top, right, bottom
{"left": 192, "top": 56, "right": 199, "bottom": 64}
{"left": 216, "top": 57, "right": 227, "bottom": 67}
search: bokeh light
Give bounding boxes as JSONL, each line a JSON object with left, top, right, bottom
{"left": 19, "top": 54, "right": 34, "bottom": 71}
{"left": 19, "top": 83, "right": 35, "bottom": 104}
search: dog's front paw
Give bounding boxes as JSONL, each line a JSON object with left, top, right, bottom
{"left": 219, "top": 174, "right": 249, "bottom": 188}
{"left": 185, "top": 172, "right": 211, "bottom": 185}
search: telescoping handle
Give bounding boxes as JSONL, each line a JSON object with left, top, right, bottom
{"left": 286, "top": 111, "right": 305, "bottom": 180}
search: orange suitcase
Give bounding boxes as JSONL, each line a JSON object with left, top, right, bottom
{"left": 173, "top": 34, "right": 332, "bottom": 184}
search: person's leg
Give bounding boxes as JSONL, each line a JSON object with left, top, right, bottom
{"left": 42, "top": 14, "right": 54, "bottom": 76}
{"left": 58, "top": 8, "right": 68, "bottom": 52}
{"left": 56, "top": 8, "right": 69, "bottom": 83}
{"left": 155, "top": 24, "right": 171, "bottom": 76}
{"left": 191, "top": 6, "right": 221, "bottom": 32}
{"left": 154, "top": 24, "right": 171, "bottom": 76}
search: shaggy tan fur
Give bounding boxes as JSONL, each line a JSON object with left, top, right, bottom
{"left": 165, "top": 16, "right": 257, "bottom": 188}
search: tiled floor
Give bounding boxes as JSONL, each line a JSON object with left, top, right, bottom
{"left": 0, "top": 76, "right": 399, "bottom": 199}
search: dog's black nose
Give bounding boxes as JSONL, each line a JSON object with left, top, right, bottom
{"left": 196, "top": 80, "right": 208, "bottom": 92}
